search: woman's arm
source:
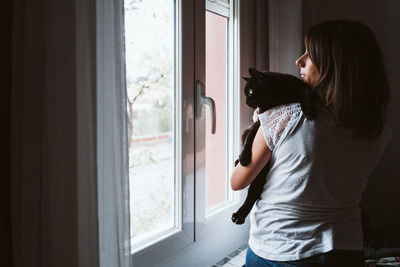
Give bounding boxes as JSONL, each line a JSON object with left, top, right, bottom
{"left": 230, "top": 127, "right": 272, "bottom": 191}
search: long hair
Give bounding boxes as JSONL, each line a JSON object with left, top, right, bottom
{"left": 305, "top": 20, "right": 389, "bottom": 139}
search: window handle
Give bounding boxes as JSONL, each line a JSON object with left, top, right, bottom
{"left": 195, "top": 80, "right": 216, "bottom": 134}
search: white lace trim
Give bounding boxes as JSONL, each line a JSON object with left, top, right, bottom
{"left": 258, "top": 103, "right": 302, "bottom": 151}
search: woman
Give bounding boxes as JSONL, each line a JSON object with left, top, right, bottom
{"left": 231, "top": 20, "right": 391, "bottom": 266}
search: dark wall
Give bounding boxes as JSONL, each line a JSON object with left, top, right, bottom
{"left": 1, "top": 0, "right": 12, "bottom": 265}
{"left": 303, "top": 0, "right": 400, "bottom": 228}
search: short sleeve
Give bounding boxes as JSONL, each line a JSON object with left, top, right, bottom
{"left": 257, "top": 104, "right": 303, "bottom": 151}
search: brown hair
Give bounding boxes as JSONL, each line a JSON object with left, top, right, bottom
{"left": 305, "top": 20, "right": 389, "bottom": 139}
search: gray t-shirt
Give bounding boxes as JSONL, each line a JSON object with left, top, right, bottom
{"left": 249, "top": 103, "right": 391, "bottom": 261}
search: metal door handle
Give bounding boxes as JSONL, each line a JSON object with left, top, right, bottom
{"left": 195, "top": 80, "right": 216, "bottom": 134}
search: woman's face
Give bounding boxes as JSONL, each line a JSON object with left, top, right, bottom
{"left": 296, "top": 51, "right": 320, "bottom": 86}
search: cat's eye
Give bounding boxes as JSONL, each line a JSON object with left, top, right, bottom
{"left": 248, "top": 89, "right": 253, "bottom": 95}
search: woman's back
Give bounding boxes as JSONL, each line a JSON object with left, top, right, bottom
{"left": 248, "top": 104, "right": 391, "bottom": 261}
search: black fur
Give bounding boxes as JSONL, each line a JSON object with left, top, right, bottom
{"left": 231, "top": 68, "right": 318, "bottom": 225}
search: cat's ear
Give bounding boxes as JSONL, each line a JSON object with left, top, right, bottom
{"left": 249, "top": 68, "right": 265, "bottom": 80}
{"left": 241, "top": 76, "right": 251, "bottom": 82}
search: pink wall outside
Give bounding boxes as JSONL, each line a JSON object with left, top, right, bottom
{"left": 205, "top": 11, "right": 228, "bottom": 211}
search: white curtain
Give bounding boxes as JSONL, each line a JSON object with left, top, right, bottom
{"left": 96, "top": 0, "right": 132, "bottom": 266}
{"left": 11, "top": 0, "right": 131, "bottom": 266}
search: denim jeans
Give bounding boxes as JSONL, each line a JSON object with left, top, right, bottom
{"left": 245, "top": 246, "right": 364, "bottom": 267}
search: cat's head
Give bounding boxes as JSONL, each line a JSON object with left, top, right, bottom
{"left": 242, "top": 68, "right": 266, "bottom": 109}
{"left": 242, "top": 68, "right": 310, "bottom": 112}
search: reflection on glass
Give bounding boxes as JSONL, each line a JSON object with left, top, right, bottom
{"left": 205, "top": 11, "right": 228, "bottom": 213}
{"left": 124, "top": 0, "right": 176, "bottom": 248}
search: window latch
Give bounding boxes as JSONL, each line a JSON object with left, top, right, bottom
{"left": 195, "top": 80, "right": 216, "bottom": 134}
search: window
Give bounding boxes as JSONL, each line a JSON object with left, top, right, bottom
{"left": 124, "top": 0, "right": 179, "bottom": 251}
{"left": 123, "top": 0, "right": 249, "bottom": 265}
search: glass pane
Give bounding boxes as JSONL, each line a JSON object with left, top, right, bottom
{"left": 205, "top": 11, "right": 228, "bottom": 213}
{"left": 124, "top": 0, "right": 177, "bottom": 248}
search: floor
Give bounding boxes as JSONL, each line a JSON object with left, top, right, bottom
{"left": 212, "top": 244, "right": 247, "bottom": 267}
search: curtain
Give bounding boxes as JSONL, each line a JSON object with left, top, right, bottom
{"left": 268, "top": 0, "right": 303, "bottom": 75}
{"left": 239, "top": 0, "right": 269, "bottom": 133}
{"left": 96, "top": 0, "right": 132, "bottom": 266}
{"left": 11, "top": 0, "right": 131, "bottom": 266}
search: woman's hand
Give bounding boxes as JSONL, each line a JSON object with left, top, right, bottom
{"left": 230, "top": 127, "right": 271, "bottom": 190}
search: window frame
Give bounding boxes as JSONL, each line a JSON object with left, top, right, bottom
{"left": 194, "top": 0, "right": 246, "bottom": 242}
{"left": 97, "top": 0, "right": 249, "bottom": 265}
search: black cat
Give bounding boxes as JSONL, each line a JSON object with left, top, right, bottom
{"left": 231, "top": 68, "right": 319, "bottom": 225}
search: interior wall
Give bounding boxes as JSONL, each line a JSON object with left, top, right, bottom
{"left": 303, "top": 0, "right": 400, "bottom": 228}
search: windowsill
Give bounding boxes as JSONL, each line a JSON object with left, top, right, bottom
{"left": 212, "top": 243, "right": 247, "bottom": 267}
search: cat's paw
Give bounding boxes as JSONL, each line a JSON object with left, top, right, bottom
{"left": 231, "top": 212, "right": 246, "bottom": 225}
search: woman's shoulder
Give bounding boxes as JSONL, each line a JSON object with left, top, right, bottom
{"left": 258, "top": 103, "right": 302, "bottom": 123}
{"left": 257, "top": 103, "right": 303, "bottom": 151}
